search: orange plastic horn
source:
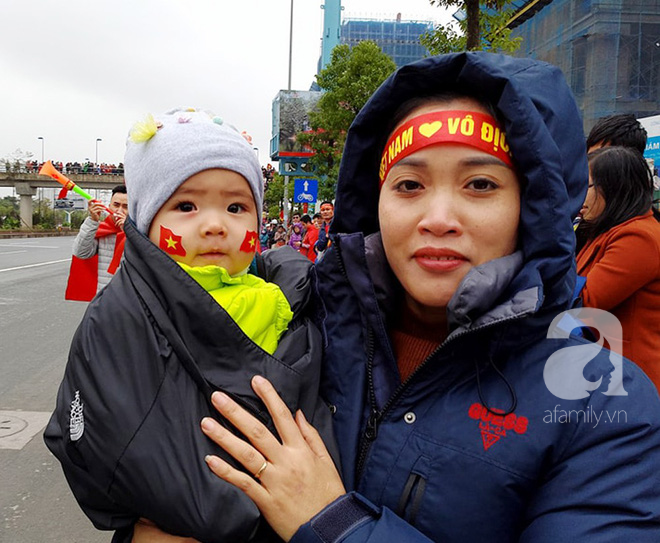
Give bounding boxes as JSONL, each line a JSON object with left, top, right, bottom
{"left": 39, "top": 161, "right": 114, "bottom": 215}
{"left": 39, "top": 160, "right": 69, "bottom": 184}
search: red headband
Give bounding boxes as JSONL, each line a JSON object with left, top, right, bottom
{"left": 379, "top": 110, "right": 513, "bottom": 184}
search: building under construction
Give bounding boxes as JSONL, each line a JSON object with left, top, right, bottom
{"left": 340, "top": 15, "right": 434, "bottom": 68}
{"left": 508, "top": 0, "right": 660, "bottom": 131}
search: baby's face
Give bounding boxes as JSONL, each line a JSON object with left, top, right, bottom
{"left": 149, "top": 169, "right": 258, "bottom": 275}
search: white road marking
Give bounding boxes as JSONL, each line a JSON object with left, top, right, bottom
{"left": 0, "top": 244, "right": 60, "bottom": 249}
{"left": 0, "top": 250, "right": 28, "bottom": 255}
{"left": 0, "top": 259, "right": 70, "bottom": 273}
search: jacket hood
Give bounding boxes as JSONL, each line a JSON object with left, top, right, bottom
{"left": 331, "top": 52, "right": 588, "bottom": 314}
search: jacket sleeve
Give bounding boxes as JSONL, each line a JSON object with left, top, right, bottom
{"left": 315, "top": 227, "right": 329, "bottom": 253}
{"left": 72, "top": 217, "right": 100, "bottom": 259}
{"left": 580, "top": 228, "right": 660, "bottom": 311}
{"left": 289, "top": 493, "right": 434, "bottom": 543}
{"left": 519, "top": 372, "right": 660, "bottom": 542}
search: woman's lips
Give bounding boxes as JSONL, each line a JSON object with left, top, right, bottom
{"left": 413, "top": 248, "right": 468, "bottom": 272}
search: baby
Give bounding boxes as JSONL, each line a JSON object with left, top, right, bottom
{"left": 45, "top": 108, "right": 334, "bottom": 543}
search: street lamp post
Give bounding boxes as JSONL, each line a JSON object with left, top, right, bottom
{"left": 288, "top": 0, "right": 294, "bottom": 91}
{"left": 37, "top": 136, "right": 44, "bottom": 163}
{"left": 95, "top": 138, "right": 102, "bottom": 167}
{"left": 284, "top": 0, "right": 294, "bottom": 226}
{"left": 37, "top": 136, "right": 44, "bottom": 223}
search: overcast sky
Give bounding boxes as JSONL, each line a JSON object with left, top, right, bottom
{"left": 0, "top": 0, "right": 453, "bottom": 170}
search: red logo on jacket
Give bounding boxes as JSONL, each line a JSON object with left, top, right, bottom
{"left": 468, "top": 403, "right": 528, "bottom": 451}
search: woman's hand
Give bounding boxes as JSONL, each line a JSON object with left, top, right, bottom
{"left": 201, "top": 376, "right": 345, "bottom": 542}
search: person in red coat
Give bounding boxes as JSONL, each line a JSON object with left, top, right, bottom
{"left": 299, "top": 214, "right": 319, "bottom": 262}
{"left": 576, "top": 146, "right": 660, "bottom": 391}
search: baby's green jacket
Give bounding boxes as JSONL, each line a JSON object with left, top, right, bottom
{"left": 178, "top": 262, "right": 293, "bottom": 355}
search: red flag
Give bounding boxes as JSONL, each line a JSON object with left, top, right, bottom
{"left": 239, "top": 230, "right": 258, "bottom": 253}
{"left": 159, "top": 226, "right": 187, "bottom": 257}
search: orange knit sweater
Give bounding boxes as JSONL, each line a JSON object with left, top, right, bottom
{"left": 390, "top": 306, "right": 443, "bottom": 382}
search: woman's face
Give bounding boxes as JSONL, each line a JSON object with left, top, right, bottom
{"left": 580, "top": 171, "right": 606, "bottom": 221}
{"left": 378, "top": 98, "right": 521, "bottom": 319}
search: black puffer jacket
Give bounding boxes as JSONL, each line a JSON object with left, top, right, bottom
{"left": 45, "top": 218, "right": 334, "bottom": 543}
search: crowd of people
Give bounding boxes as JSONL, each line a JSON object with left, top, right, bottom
{"left": 259, "top": 201, "right": 334, "bottom": 261}
{"left": 45, "top": 52, "right": 660, "bottom": 543}
{"left": 574, "top": 112, "right": 660, "bottom": 391}
{"left": 12, "top": 160, "right": 125, "bottom": 175}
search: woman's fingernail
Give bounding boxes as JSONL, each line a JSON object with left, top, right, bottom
{"left": 205, "top": 455, "right": 218, "bottom": 468}
{"left": 212, "top": 391, "right": 228, "bottom": 406}
{"left": 253, "top": 375, "right": 266, "bottom": 386}
{"left": 201, "top": 417, "right": 214, "bottom": 432}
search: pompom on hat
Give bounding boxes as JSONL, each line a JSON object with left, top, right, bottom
{"left": 124, "top": 108, "right": 263, "bottom": 234}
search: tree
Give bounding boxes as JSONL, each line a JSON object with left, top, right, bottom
{"left": 0, "top": 196, "right": 20, "bottom": 229}
{"left": 421, "top": 0, "right": 522, "bottom": 54}
{"left": 296, "top": 41, "right": 396, "bottom": 201}
{"left": 263, "top": 174, "right": 285, "bottom": 220}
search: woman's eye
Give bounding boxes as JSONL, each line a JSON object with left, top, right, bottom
{"left": 176, "top": 201, "right": 195, "bottom": 212}
{"left": 227, "top": 203, "right": 244, "bottom": 214}
{"left": 467, "top": 178, "right": 498, "bottom": 192}
{"left": 394, "top": 180, "right": 423, "bottom": 192}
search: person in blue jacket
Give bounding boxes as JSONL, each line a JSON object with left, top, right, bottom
{"left": 140, "top": 53, "right": 660, "bottom": 543}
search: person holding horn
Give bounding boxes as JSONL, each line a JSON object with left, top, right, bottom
{"left": 67, "top": 184, "right": 128, "bottom": 300}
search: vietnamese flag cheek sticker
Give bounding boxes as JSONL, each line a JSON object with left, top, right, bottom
{"left": 159, "top": 225, "right": 187, "bottom": 257}
{"left": 239, "top": 230, "right": 259, "bottom": 253}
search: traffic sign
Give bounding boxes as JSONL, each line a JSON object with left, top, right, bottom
{"left": 293, "top": 178, "right": 318, "bottom": 204}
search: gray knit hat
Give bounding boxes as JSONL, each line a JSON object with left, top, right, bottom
{"left": 124, "top": 108, "right": 263, "bottom": 234}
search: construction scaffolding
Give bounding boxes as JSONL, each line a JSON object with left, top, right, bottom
{"left": 340, "top": 17, "right": 434, "bottom": 67}
{"left": 509, "top": 0, "right": 660, "bottom": 131}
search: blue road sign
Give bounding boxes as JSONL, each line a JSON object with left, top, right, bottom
{"left": 293, "top": 178, "right": 318, "bottom": 204}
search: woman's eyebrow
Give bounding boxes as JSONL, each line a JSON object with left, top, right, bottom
{"left": 392, "top": 154, "right": 511, "bottom": 169}
{"left": 392, "top": 156, "right": 427, "bottom": 168}
{"left": 459, "top": 155, "right": 510, "bottom": 168}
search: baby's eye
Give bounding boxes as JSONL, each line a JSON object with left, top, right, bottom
{"left": 227, "top": 203, "right": 245, "bottom": 214}
{"left": 467, "top": 178, "right": 498, "bottom": 192}
{"left": 394, "top": 180, "right": 423, "bottom": 193}
{"left": 176, "top": 201, "right": 195, "bottom": 212}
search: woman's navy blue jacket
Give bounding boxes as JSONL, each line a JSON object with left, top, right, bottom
{"left": 292, "top": 53, "right": 660, "bottom": 543}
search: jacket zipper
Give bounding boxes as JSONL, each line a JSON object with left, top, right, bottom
{"left": 332, "top": 237, "right": 382, "bottom": 476}
{"left": 356, "top": 327, "right": 380, "bottom": 476}
{"left": 355, "top": 314, "right": 526, "bottom": 480}
{"left": 396, "top": 472, "right": 427, "bottom": 526}
{"left": 332, "top": 235, "right": 529, "bottom": 480}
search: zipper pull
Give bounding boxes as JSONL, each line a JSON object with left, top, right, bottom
{"left": 365, "top": 409, "right": 381, "bottom": 440}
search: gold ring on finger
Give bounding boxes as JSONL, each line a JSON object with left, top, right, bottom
{"left": 253, "top": 460, "right": 268, "bottom": 480}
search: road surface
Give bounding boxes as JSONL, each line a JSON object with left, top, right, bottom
{"left": 0, "top": 236, "right": 108, "bottom": 542}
